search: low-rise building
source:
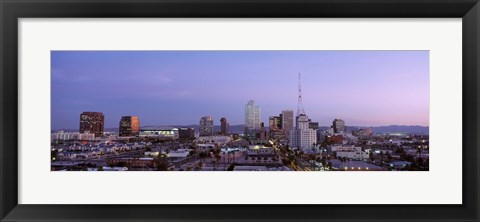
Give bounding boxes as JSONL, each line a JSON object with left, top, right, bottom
{"left": 108, "top": 157, "right": 156, "bottom": 168}
{"left": 139, "top": 127, "right": 178, "bottom": 140}
{"left": 332, "top": 146, "right": 369, "bottom": 160}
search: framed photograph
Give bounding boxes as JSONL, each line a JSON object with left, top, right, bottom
{"left": 1, "top": 0, "right": 479, "bottom": 221}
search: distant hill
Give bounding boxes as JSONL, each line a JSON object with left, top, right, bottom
{"left": 53, "top": 124, "right": 428, "bottom": 135}
{"left": 348, "top": 125, "right": 429, "bottom": 135}
{"left": 140, "top": 125, "right": 247, "bottom": 134}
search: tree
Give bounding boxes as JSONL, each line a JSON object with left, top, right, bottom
{"left": 199, "top": 151, "right": 208, "bottom": 162}
{"left": 369, "top": 152, "right": 374, "bottom": 161}
{"left": 214, "top": 152, "right": 221, "bottom": 163}
{"left": 51, "top": 150, "right": 58, "bottom": 161}
{"left": 155, "top": 157, "right": 170, "bottom": 171}
{"left": 386, "top": 152, "right": 392, "bottom": 162}
{"left": 417, "top": 157, "right": 425, "bottom": 167}
{"left": 327, "top": 162, "right": 333, "bottom": 170}
{"left": 227, "top": 164, "right": 235, "bottom": 171}
{"left": 212, "top": 160, "right": 217, "bottom": 171}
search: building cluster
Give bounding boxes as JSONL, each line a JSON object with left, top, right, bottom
{"left": 68, "top": 112, "right": 196, "bottom": 141}
{"left": 52, "top": 74, "right": 429, "bottom": 172}
{"left": 51, "top": 130, "right": 95, "bottom": 141}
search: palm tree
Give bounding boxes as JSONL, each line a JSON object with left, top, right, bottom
{"left": 199, "top": 151, "right": 207, "bottom": 162}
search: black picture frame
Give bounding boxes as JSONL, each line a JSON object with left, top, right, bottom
{"left": 1, "top": 0, "right": 479, "bottom": 221}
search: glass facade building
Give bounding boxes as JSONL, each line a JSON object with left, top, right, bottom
{"left": 199, "top": 116, "right": 214, "bottom": 136}
{"left": 79, "top": 112, "right": 104, "bottom": 137}
{"left": 119, "top": 116, "right": 140, "bottom": 137}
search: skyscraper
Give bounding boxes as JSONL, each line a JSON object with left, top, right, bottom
{"left": 245, "top": 100, "right": 261, "bottom": 135}
{"left": 119, "top": 116, "right": 140, "bottom": 137}
{"left": 79, "top": 112, "right": 104, "bottom": 137}
{"left": 199, "top": 116, "right": 214, "bottom": 136}
{"left": 220, "top": 117, "right": 229, "bottom": 135}
{"left": 333, "top": 119, "right": 346, "bottom": 133}
{"left": 281, "top": 110, "right": 294, "bottom": 132}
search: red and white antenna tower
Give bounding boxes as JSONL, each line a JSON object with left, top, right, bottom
{"left": 297, "top": 72, "right": 305, "bottom": 115}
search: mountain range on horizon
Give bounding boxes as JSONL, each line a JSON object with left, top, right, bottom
{"left": 53, "top": 124, "right": 429, "bottom": 135}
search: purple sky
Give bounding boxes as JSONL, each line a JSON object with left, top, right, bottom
{"left": 51, "top": 51, "right": 429, "bottom": 129}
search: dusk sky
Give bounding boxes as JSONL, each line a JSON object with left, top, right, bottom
{"left": 51, "top": 51, "right": 429, "bottom": 130}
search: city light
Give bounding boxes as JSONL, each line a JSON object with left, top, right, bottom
{"left": 50, "top": 51, "right": 429, "bottom": 172}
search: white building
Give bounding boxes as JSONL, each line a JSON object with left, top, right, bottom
{"left": 331, "top": 145, "right": 362, "bottom": 152}
{"left": 51, "top": 131, "right": 95, "bottom": 141}
{"left": 290, "top": 114, "right": 317, "bottom": 149}
{"left": 162, "top": 150, "right": 189, "bottom": 158}
{"left": 332, "top": 146, "right": 369, "bottom": 160}
{"left": 245, "top": 100, "right": 261, "bottom": 131}
{"left": 139, "top": 128, "right": 178, "bottom": 139}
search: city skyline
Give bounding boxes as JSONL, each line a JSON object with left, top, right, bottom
{"left": 52, "top": 50, "right": 429, "bottom": 129}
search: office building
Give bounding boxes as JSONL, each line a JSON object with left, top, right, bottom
{"left": 119, "top": 116, "right": 140, "bottom": 137}
{"left": 269, "top": 115, "right": 285, "bottom": 139}
{"left": 79, "top": 112, "right": 104, "bottom": 137}
{"left": 220, "top": 117, "right": 229, "bottom": 135}
{"left": 290, "top": 114, "right": 317, "bottom": 149}
{"left": 333, "top": 118, "right": 346, "bottom": 133}
{"left": 245, "top": 100, "right": 261, "bottom": 130}
{"left": 139, "top": 127, "right": 178, "bottom": 140}
{"left": 269, "top": 116, "right": 282, "bottom": 131}
{"left": 199, "top": 116, "right": 214, "bottom": 136}
{"left": 281, "top": 110, "right": 294, "bottom": 132}
{"left": 309, "top": 121, "right": 319, "bottom": 130}
{"left": 245, "top": 100, "right": 261, "bottom": 136}
{"left": 179, "top": 127, "right": 195, "bottom": 140}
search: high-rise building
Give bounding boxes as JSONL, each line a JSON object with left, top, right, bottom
{"left": 333, "top": 118, "right": 346, "bottom": 133}
{"left": 269, "top": 116, "right": 282, "bottom": 131}
{"left": 245, "top": 100, "right": 261, "bottom": 135}
{"left": 268, "top": 115, "right": 284, "bottom": 139}
{"left": 79, "top": 112, "right": 104, "bottom": 137}
{"left": 291, "top": 114, "right": 317, "bottom": 149}
{"left": 220, "top": 117, "right": 229, "bottom": 135}
{"left": 281, "top": 110, "right": 294, "bottom": 132}
{"left": 258, "top": 122, "right": 267, "bottom": 140}
{"left": 119, "top": 116, "right": 140, "bottom": 137}
{"left": 199, "top": 116, "right": 214, "bottom": 136}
